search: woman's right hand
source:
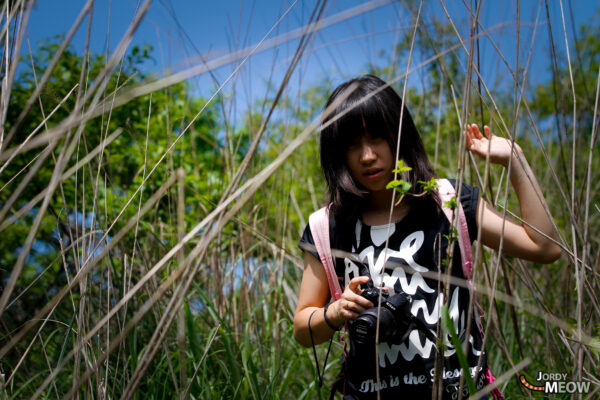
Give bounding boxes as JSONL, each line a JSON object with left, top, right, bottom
{"left": 294, "top": 253, "right": 384, "bottom": 346}
{"left": 328, "top": 276, "right": 375, "bottom": 327}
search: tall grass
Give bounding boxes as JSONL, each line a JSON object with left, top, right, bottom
{"left": 0, "top": 0, "right": 598, "bottom": 399}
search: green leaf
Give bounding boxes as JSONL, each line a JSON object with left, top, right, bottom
{"left": 386, "top": 179, "right": 412, "bottom": 194}
{"left": 418, "top": 178, "right": 439, "bottom": 193}
{"left": 386, "top": 180, "right": 403, "bottom": 189}
{"left": 392, "top": 159, "right": 412, "bottom": 173}
{"left": 185, "top": 301, "right": 202, "bottom": 361}
{"left": 443, "top": 196, "right": 458, "bottom": 210}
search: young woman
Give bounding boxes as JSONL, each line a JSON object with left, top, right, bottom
{"left": 293, "top": 75, "right": 560, "bottom": 399}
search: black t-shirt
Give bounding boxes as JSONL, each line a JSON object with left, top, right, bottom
{"left": 299, "top": 182, "right": 488, "bottom": 399}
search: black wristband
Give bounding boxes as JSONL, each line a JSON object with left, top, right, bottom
{"left": 323, "top": 303, "right": 341, "bottom": 331}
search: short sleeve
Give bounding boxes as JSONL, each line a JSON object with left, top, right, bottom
{"left": 298, "top": 223, "right": 320, "bottom": 261}
{"left": 446, "top": 179, "right": 479, "bottom": 242}
{"left": 458, "top": 182, "right": 479, "bottom": 242}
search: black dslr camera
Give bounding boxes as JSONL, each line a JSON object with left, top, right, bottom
{"left": 348, "top": 287, "right": 414, "bottom": 346}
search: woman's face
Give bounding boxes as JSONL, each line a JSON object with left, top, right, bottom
{"left": 345, "top": 132, "right": 395, "bottom": 193}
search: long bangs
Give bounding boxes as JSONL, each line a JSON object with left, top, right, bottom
{"left": 323, "top": 83, "right": 397, "bottom": 152}
{"left": 320, "top": 75, "right": 439, "bottom": 224}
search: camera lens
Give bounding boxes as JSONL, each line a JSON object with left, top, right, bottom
{"left": 349, "top": 292, "right": 413, "bottom": 348}
{"left": 350, "top": 308, "right": 396, "bottom": 345}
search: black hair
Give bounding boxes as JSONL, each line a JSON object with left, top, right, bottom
{"left": 320, "top": 75, "right": 439, "bottom": 232}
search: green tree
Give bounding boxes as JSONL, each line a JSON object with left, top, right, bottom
{"left": 0, "top": 39, "right": 223, "bottom": 396}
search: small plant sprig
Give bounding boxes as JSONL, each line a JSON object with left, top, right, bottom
{"left": 418, "top": 177, "right": 439, "bottom": 194}
{"left": 386, "top": 160, "right": 412, "bottom": 205}
{"left": 386, "top": 162, "right": 441, "bottom": 205}
{"left": 443, "top": 225, "right": 458, "bottom": 243}
{"left": 442, "top": 196, "right": 459, "bottom": 256}
{"left": 443, "top": 196, "right": 458, "bottom": 211}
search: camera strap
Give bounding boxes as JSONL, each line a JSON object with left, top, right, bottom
{"left": 307, "top": 180, "right": 502, "bottom": 399}
{"left": 308, "top": 309, "right": 334, "bottom": 391}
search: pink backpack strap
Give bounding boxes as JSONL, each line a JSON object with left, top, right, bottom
{"left": 437, "top": 178, "right": 483, "bottom": 327}
{"left": 486, "top": 369, "right": 504, "bottom": 400}
{"left": 309, "top": 207, "right": 343, "bottom": 301}
{"left": 437, "top": 178, "right": 473, "bottom": 280}
{"left": 437, "top": 178, "right": 504, "bottom": 399}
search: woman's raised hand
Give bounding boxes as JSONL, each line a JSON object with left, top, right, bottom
{"left": 465, "top": 124, "right": 522, "bottom": 168}
{"left": 328, "top": 276, "right": 374, "bottom": 327}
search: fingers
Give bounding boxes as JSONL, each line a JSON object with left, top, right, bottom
{"left": 483, "top": 125, "right": 491, "bottom": 137}
{"left": 333, "top": 276, "right": 374, "bottom": 322}
{"left": 337, "top": 295, "right": 370, "bottom": 319}
{"left": 464, "top": 126, "right": 473, "bottom": 148}
{"left": 468, "top": 123, "right": 492, "bottom": 139}
{"left": 464, "top": 124, "right": 478, "bottom": 151}
{"left": 465, "top": 123, "right": 514, "bottom": 166}
{"left": 469, "top": 123, "right": 484, "bottom": 139}
{"left": 347, "top": 275, "right": 370, "bottom": 292}
{"left": 344, "top": 276, "right": 373, "bottom": 309}
{"left": 345, "top": 290, "right": 374, "bottom": 309}
{"left": 465, "top": 123, "right": 493, "bottom": 154}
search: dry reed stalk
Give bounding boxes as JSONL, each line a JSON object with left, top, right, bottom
{"left": 176, "top": 167, "right": 188, "bottom": 399}
{"left": 2, "top": 0, "right": 92, "bottom": 151}
{"left": 379, "top": 3, "right": 423, "bottom": 398}
{"left": 442, "top": 3, "right": 584, "bottom": 396}
{"left": 0, "top": 20, "right": 469, "bottom": 174}
{"left": 582, "top": 66, "right": 600, "bottom": 324}
{"left": 557, "top": 0, "right": 584, "bottom": 387}
{"left": 0, "top": 0, "right": 33, "bottom": 154}
{"left": 218, "top": 0, "right": 322, "bottom": 203}
{"left": 0, "top": 0, "right": 148, "bottom": 167}
{"left": 2, "top": 0, "right": 393, "bottom": 156}
{"left": 24, "top": 80, "right": 355, "bottom": 396}
{"left": 182, "top": 322, "right": 220, "bottom": 399}
{"left": 440, "top": 1, "right": 570, "bottom": 240}
{"left": 470, "top": 358, "right": 532, "bottom": 400}
{"left": 0, "top": 0, "right": 150, "bottom": 323}
{"left": 0, "top": 172, "right": 178, "bottom": 360}
{"left": 0, "top": 128, "right": 122, "bottom": 232}
{"left": 0, "top": 125, "right": 78, "bottom": 316}
{"left": 1, "top": 1, "right": 598, "bottom": 397}
{"left": 120, "top": 9, "right": 332, "bottom": 383}
{"left": 0, "top": 72, "right": 137, "bottom": 162}
{"left": 104, "top": 79, "right": 373, "bottom": 395}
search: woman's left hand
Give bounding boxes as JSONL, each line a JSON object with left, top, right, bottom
{"left": 466, "top": 123, "right": 562, "bottom": 264}
{"left": 465, "top": 124, "right": 521, "bottom": 167}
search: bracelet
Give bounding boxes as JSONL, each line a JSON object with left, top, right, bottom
{"left": 323, "top": 303, "right": 341, "bottom": 331}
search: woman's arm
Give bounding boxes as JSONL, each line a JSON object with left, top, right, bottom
{"left": 293, "top": 252, "right": 372, "bottom": 347}
{"left": 466, "top": 124, "right": 561, "bottom": 264}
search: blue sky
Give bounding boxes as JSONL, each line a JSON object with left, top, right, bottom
{"left": 23, "top": 0, "right": 599, "bottom": 120}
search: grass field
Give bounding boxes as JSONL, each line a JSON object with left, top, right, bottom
{"left": 0, "top": 1, "right": 598, "bottom": 398}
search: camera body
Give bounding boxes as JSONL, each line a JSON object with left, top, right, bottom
{"left": 348, "top": 288, "right": 413, "bottom": 346}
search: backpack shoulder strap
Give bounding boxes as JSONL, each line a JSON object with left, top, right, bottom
{"left": 308, "top": 206, "right": 343, "bottom": 301}
{"left": 436, "top": 178, "right": 473, "bottom": 280}
{"left": 438, "top": 179, "right": 504, "bottom": 399}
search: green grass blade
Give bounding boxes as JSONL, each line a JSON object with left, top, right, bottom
{"left": 441, "top": 305, "right": 477, "bottom": 395}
